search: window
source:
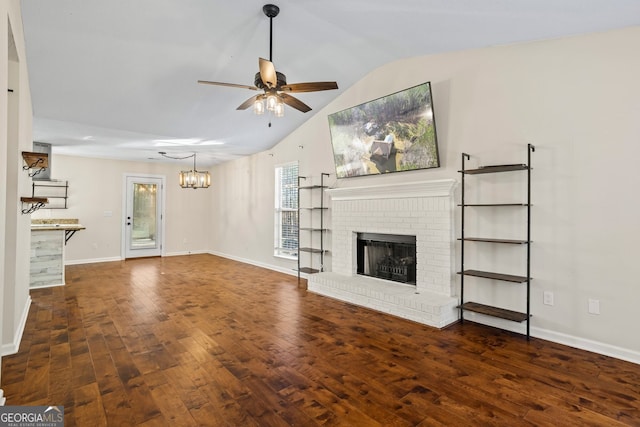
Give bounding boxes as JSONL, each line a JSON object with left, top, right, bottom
{"left": 274, "top": 162, "right": 298, "bottom": 258}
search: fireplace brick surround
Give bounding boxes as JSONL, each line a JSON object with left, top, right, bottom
{"left": 308, "top": 179, "right": 459, "bottom": 328}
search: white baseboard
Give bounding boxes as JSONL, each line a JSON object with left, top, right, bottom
{"left": 532, "top": 326, "right": 640, "bottom": 365}
{"left": 65, "top": 251, "right": 210, "bottom": 265}
{"left": 29, "top": 282, "right": 64, "bottom": 290}
{"left": 65, "top": 256, "right": 122, "bottom": 266}
{"left": 463, "top": 313, "right": 640, "bottom": 365}
{"left": 165, "top": 250, "right": 208, "bottom": 257}
{"left": 0, "top": 389, "right": 5, "bottom": 406}
{"left": 1, "top": 295, "right": 32, "bottom": 357}
{"left": 208, "top": 250, "right": 301, "bottom": 278}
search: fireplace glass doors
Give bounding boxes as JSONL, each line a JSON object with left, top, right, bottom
{"left": 356, "top": 233, "right": 416, "bottom": 285}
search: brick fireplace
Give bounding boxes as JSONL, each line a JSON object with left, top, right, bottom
{"left": 307, "top": 179, "right": 459, "bottom": 328}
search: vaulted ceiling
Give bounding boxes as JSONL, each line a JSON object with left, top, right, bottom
{"left": 21, "top": 0, "right": 640, "bottom": 166}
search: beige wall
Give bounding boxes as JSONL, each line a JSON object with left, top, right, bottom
{"left": 32, "top": 155, "right": 211, "bottom": 262}
{"left": 1, "top": 0, "right": 35, "bottom": 377}
{"left": 210, "top": 27, "right": 640, "bottom": 360}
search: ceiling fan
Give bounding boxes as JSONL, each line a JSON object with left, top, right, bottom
{"left": 198, "top": 4, "right": 338, "bottom": 116}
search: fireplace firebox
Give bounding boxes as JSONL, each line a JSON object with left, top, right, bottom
{"left": 356, "top": 233, "right": 416, "bottom": 285}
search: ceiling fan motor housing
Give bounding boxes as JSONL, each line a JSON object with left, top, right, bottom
{"left": 254, "top": 71, "right": 287, "bottom": 90}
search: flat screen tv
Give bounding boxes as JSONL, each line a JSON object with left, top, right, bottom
{"left": 328, "top": 82, "right": 440, "bottom": 179}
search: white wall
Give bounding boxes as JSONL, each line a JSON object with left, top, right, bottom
{"left": 208, "top": 116, "right": 339, "bottom": 275}
{"left": 210, "top": 27, "right": 640, "bottom": 360}
{"left": 1, "top": 0, "right": 35, "bottom": 379}
{"left": 32, "top": 155, "right": 212, "bottom": 262}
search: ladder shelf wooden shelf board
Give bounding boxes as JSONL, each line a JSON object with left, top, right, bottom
{"left": 458, "top": 237, "right": 529, "bottom": 244}
{"left": 458, "top": 164, "right": 528, "bottom": 174}
{"left": 459, "top": 203, "right": 529, "bottom": 207}
{"left": 299, "top": 247, "right": 329, "bottom": 254}
{"left": 458, "top": 302, "right": 529, "bottom": 323}
{"left": 299, "top": 185, "right": 328, "bottom": 189}
{"left": 297, "top": 173, "right": 330, "bottom": 285}
{"left": 458, "top": 269, "right": 528, "bottom": 283}
{"left": 459, "top": 144, "right": 534, "bottom": 339}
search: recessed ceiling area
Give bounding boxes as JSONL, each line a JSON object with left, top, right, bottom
{"left": 21, "top": 1, "right": 640, "bottom": 166}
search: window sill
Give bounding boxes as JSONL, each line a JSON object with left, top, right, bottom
{"left": 274, "top": 253, "right": 298, "bottom": 261}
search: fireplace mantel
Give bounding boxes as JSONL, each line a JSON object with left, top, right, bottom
{"left": 326, "top": 179, "right": 457, "bottom": 201}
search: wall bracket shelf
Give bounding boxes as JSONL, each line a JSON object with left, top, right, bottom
{"left": 21, "top": 151, "right": 49, "bottom": 177}
{"left": 20, "top": 197, "right": 48, "bottom": 214}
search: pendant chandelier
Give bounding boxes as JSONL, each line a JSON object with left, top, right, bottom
{"left": 159, "top": 152, "right": 211, "bottom": 189}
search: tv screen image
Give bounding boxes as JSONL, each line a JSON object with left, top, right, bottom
{"left": 328, "top": 82, "right": 440, "bottom": 179}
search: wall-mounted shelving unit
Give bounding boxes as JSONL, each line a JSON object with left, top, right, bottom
{"left": 297, "top": 173, "right": 330, "bottom": 286}
{"left": 458, "top": 144, "right": 534, "bottom": 339}
{"left": 31, "top": 180, "right": 69, "bottom": 209}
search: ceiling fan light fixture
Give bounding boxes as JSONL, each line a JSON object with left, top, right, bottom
{"left": 197, "top": 4, "right": 338, "bottom": 118}
{"left": 266, "top": 93, "right": 279, "bottom": 111}
{"left": 274, "top": 101, "right": 285, "bottom": 117}
{"left": 253, "top": 98, "right": 265, "bottom": 115}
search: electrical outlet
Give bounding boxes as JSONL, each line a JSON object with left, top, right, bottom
{"left": 543, "top": 291, "right": 554, "bottom": 306}
{"left": 588, "top": 299, "right": 600, "bottom": 315}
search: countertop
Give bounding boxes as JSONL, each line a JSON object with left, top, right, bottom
{"left": 31, "top": 218, "right": 86, "bottom": 231}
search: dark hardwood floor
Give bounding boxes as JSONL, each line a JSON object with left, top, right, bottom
{"left": 2, "top": 254, "right": 639, "bottom": 426}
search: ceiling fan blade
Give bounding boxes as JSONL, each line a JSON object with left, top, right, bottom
{"left": 198, "top": 80, "right": 258, "bottom": 91}
{"left": 280, "top": 81, "right": 339, "bottom": 93}
{"left": 279, "top": 93, "right": 312, "bottom": 113}
{"left": 259, "top": 58, "right": 277, "bottom": 89}
{"left": 237, "top": 94, "right": 263, "bottom": 110}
